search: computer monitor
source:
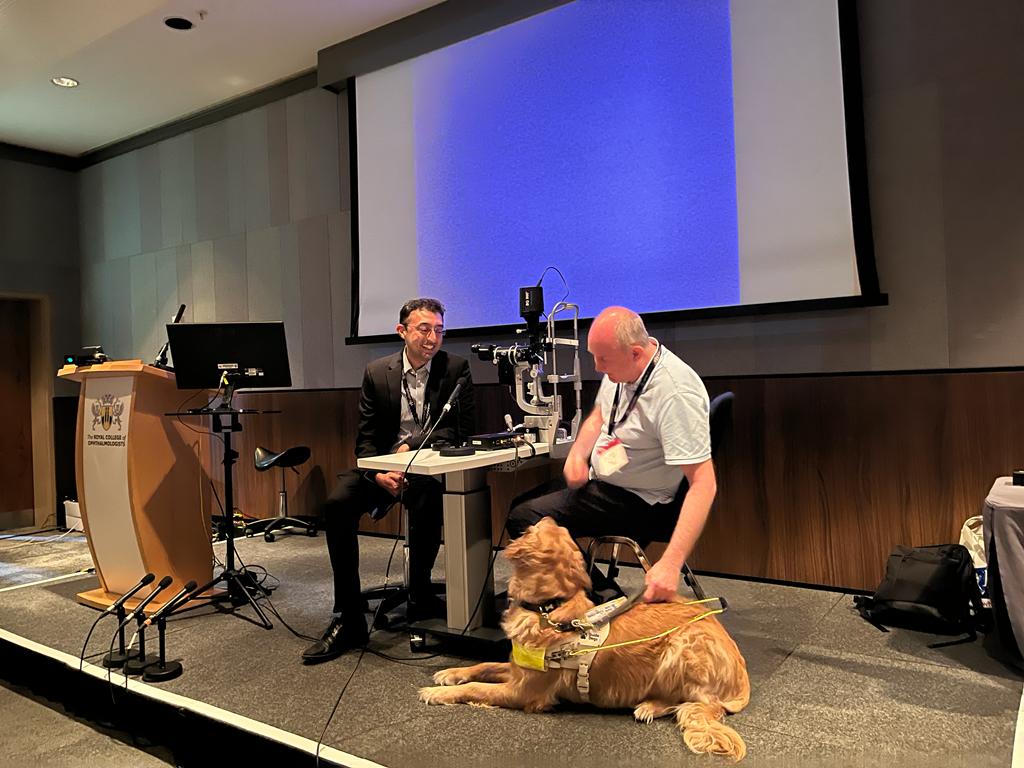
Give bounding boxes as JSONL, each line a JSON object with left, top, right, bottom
{"left": 166, "top": 322, "right": 291, "bottom": 390}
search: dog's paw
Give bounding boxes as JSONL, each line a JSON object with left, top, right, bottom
{"left": 419, "top": 685, "right": 454, "bottom": 705}
{"left": 432, "top": 668, "right": 467, "bottom": 686}
{"left": 634, "top": 701, "right": 673, "bottom": 724}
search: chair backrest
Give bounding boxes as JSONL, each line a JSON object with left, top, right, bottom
{"left": 708, "top": 390, "right": 734, "bottom": 459}
{"left": 671, "top": 390, "right": 734, "bottom": 506}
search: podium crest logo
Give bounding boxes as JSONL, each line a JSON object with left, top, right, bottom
{"left": 91, "top": 393, "right": 125, "bottom": 432}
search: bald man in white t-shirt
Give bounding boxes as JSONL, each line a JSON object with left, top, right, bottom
{"left": 507, "top": 306, "right": 716, "bottom": 603}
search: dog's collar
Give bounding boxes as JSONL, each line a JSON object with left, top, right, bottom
{"left": 515, "top": 597, "right": 568, "bottom": 615}
{"left": 514, "top": 597, "right": 578, "bottom": 632}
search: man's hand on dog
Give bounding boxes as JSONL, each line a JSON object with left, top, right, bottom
{"left": 643, "top": 558, "right": 682, "bottom": 602}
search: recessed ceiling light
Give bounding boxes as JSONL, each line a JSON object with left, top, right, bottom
{"left": 164, "top": 16, "right": 194, "bottom": 30}
{"left": 51, "top": 76, "right": 79, "bottom": 88}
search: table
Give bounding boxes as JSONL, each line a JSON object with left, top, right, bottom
{"left": 982, "top": 476, "right": 1024, "bottom": 670}
{"left": 358, "top": 443, "right": 550, "bottom": 639}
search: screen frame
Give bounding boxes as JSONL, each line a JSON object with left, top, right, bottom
{"left": 344, "top": 0, "right": 885, "bottom": 346}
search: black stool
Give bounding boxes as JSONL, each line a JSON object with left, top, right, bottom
{"left": 361, "top": 502, "right": 446, "bottom": 630}
{"left": 244, "top": 446, "right": 317, "bottom": 542}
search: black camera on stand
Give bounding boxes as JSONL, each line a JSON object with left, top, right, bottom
{"left": 471, "top": 287, "right": 548, "bottom": 383}
{"left": 470, "top": 284, "right": 582, "bottom": 457}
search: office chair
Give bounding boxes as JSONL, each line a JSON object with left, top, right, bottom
{"left": 244, "top": 446, "right": 318, "bottom": 542}
{"left": 586, "top": 390, "right": 735, "bottom": 601}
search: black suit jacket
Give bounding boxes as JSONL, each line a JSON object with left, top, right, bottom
{"left": 355, "top": 350, "right": 474, "bottom": 464}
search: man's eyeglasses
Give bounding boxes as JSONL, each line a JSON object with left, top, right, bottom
{"left": 407, "top": 323, "right": 445, "bottom": 337}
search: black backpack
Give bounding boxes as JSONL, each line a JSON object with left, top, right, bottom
{"left": 853, "top": 544, "right": 985, "bottom": 647}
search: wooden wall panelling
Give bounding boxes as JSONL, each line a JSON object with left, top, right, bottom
{"left": 191, "top": 372, "right": 1024, "bottom": 592}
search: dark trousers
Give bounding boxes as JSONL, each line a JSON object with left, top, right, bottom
{"left": 507, "top": 478, "right": 678, "bottom": 550}
{"left": 323, "top": 470, "right": 443, "bottom": 616}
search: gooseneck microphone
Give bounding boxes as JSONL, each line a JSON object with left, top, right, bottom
{"left": 102, "top": 573, "right": 155, "bottom": 615}
{"left": 143, "top": 580, "right": 197, "bottom": 627}
{"left": 440, "top": 379, "right": 464, "bottom": 415}
{"left": 124, "top": 575, "right": 174, "bottom": 624}
{"left": 152, "top": 304, "right": 187, "bottom": 367}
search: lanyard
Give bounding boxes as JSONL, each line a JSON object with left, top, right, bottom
{"left": 402, "top": 371, "right": 430, "bottom": 429}
{"left": 607, "top": 345, "right": 661, "bottom": 437}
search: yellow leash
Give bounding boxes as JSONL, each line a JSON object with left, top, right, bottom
{"left": 563, "top": 597, "right": 725, "bottom": 658}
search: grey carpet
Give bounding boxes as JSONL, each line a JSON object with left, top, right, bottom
{"left": 0, "top": 530, "right": 1019, "bottom": 767}
{"left": 0, "top": 679, "right": 173, "bottom": 766}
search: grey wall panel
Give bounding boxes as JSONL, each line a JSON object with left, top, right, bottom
{"left": 78, "top": 165, "right": 105, "bottom": 266}
{"left": 943, "top": 73, "right": 1024, "bottom": 367}
{"left": 100, "top": 154, "right": 141, "bottom": 262}
{"left": 862, "top": 84, "right": 950, "bottom": 371}
{"left": 193, "top": 123, "right": 230, "bottom": 243}
{"left": 190, "top": 241, "right": 216, "bottom": 323}
{"left": 0, "top": 158, "right": 82, "bottom": 395}
{"left": 0, "top": 160, "right": 77, "bottom": 267}
{"left": 106, "top": 258, "right": 133, "bottom": 359}
{"left": 174, "top": 245, "right": 194, "bottom": 323}
{"left": 129, "top": 252, "right": 158, "bottom": 359}
{"left": 159, "top": 134, "right": 199, "bottom": 248}
{"left": 159, "top": 136, "right": 183, "bottom": 248}
{"left": 266, "top": 100, "right": 291, "bottom": 228}
{"left": 297, "top": 216, "right": 334, "bottom": 389}
{"left": 337, "top": 93, "right": 351, "bottom": 213}
{"left": 305, "top": 89, "right": 342, "bottom": 219}
{"left": 246, "top": 226, "right": 283, "bottom": 322}
{"left": 242, "top": 108, "right": 272, "bottom": 232}
{"left": 285, "top": 93, "right": 310, "bottom": 223}
{"left": 80, "top": 261, "right": 107, "bottom": 348}
{"left": 225, "top": 113, "right": 248, "bottom": 238}
{"left": 279, "top": 222, "right": 305, "bottom": 387}
{"left": 213, "top": 234, "right": 248, "bottom": 322}
{"left": 155, "top": 247, "right": 181, "bottom": 338}
{"left": 328, "top": 211, "right": 373, "bottom": 387}
{"left": 137, "top": 145, "right": 163, "bottom": 254}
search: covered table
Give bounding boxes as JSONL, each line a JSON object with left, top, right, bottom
{"left": 982, "top": 476, "right": 1024, "bottom": 670}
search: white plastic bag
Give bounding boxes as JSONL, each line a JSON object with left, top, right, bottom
{"left": 959, "top": 515, "right": 990, "bottom": 607}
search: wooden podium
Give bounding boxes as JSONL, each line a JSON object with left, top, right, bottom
{"left": 57, "top": 360, "right": 213, "bottom": 613}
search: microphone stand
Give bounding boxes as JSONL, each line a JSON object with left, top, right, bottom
{"left": 102, "top": 603, "right": 141, "bottom": 669}
{"left": 143, "top": 617, "right": 183, "bottom": 682}
{"left": 123, "top": 615, "right": 153, "bottom": 675}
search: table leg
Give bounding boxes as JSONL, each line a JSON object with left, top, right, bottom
{"left": 443, "top": 468, "right": 492, "bottom": 630}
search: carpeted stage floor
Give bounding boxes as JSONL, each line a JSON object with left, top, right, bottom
{"left": 0, "top": 528, "right": 1020, "bottom": 767}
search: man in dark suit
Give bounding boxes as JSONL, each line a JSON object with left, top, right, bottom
{"left": 302, "top": 297, "right": 474, "bottom": 663}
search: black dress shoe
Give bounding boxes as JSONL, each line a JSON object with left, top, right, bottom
{"left": 302, "top": 616, "right": 368, "bottom": 663}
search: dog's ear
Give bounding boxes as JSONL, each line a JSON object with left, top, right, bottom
{"left": 503, "top": 535, "right": 526, "bottom": 564}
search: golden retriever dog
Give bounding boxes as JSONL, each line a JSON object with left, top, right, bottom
{"left": 419, "top": 517, "right": 750, "bottom": 761}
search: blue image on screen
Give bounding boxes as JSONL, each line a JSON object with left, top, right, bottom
{"left": 410, "top": 0, "right": 739, "bottom": 328}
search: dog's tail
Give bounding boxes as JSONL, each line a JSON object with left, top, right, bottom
{"left": 675, "top": 701, "right": 746, "bottom": 762}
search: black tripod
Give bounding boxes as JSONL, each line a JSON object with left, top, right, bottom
{"left": 192, "top": 407, "right": 273, "bottom": 629}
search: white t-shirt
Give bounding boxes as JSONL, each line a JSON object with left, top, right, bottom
{"left": 590, "top": 341, "right": 711, "bottom": 504}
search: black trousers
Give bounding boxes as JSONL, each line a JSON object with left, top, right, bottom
{"left": 507, "top": 478, "right": 678, "bottom": 550}
{"left": 322, "top": 470, "right": 443, "bottom": 616}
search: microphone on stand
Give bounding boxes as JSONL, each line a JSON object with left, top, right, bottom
{"left": 123, "top": 575, "right": 174, "bottom": 624}
{"left": 143, "top": 580, "right": 197, "bottom": 627}
{"left": 102, "top": 573, "right": 155, "bottom": 615}
{"left": 152, "top": 304, "right": 187, "bottom": 368}
{"left": 404, "top": 376, "right": 470, "bottom": 469}
{"left": 439, "top": 379, "right": 464, "bottom": 415}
